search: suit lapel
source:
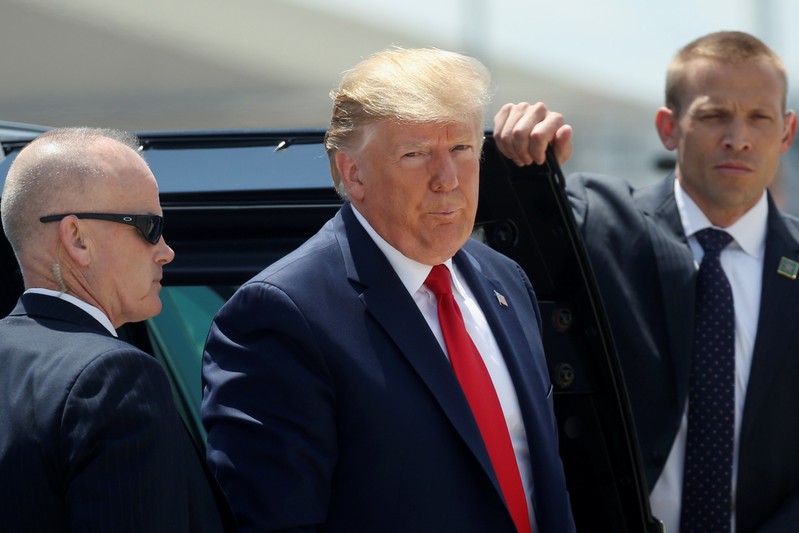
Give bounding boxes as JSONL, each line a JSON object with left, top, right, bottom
{"left": 336, "top": 205, "right": 498, "bottom": 490}
{"left": 454, "top": 248, "right": 549, "bottom": 501}
{"left": 454, "top": 249, "right": 539, "bottom": 404}
{"left": 637, "top": 183, "right": 799, "bottom": 439}
{"left": 742, "top": 199, "right": 799, "bottom": 429}
{"left": 637, "top": 176, "right": 697, "bottom": 403}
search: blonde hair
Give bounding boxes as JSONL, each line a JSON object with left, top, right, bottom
{"left": 666, "top": 31, "right": 788, "bottom": 115}
{"left": 324, "top": 47, "right": 492, "bottom": 196}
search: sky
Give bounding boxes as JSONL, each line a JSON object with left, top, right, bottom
{"left": 4, "top": 0, "right": 799, "bottom": 206}
{"left": 293, "top": 0, "right": 799, "bottom": 108}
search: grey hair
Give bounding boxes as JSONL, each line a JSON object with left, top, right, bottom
{"left": 1, "top": 127, "right": 143, "bottom": 257}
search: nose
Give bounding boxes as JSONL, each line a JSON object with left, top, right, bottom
{"left": 431, "top": 152, "right": 459, "bottom": 191}
{"left": 722, "top": 118, "right": 752, "bottom": 152}
{"left": 156, "top": 238, "right": 176, "bottom": 265}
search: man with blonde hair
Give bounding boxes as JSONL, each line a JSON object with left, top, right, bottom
{"left": 203, "top": 47, "right": 576, "bottom": 532}
{"left": 0, "top": 127, "right": 233, "bottom": 532}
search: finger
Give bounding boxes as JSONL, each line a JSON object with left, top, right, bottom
{"left": 526, "top": 109, "right": 565, "bottom": 165}
{"left": 511, "top": 103, "right": 550, "bottom": 165}
{"left": 552, "top": 124, "right": 574, "bottom": 165}
{"left": 493, "top": 102, "right": 532, "bottom": 165}
{"left": 494, "top": 102, "right": 547, "bottom": 166}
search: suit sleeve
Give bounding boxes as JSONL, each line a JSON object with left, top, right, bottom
{"left": 61, "top": 348, "right": 221, "bottom": 532}
{"left": 202, "top": 281, "right": 336, "bottom": 533}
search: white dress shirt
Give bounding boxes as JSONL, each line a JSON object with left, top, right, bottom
{"left": 649, "top": 179, "right": 766, "bottom": 533}
{"left": 351, "top": 206, "right": 537, "bottom": 531}
{"left": 24, "top": 288, "right": 118, "bottom": 337}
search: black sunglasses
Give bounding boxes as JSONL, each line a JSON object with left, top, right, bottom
{"left": 39, "top": 213, "right": 164, "bottom": 245}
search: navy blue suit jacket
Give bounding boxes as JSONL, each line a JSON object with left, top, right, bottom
{"left": 568, "top": 173, "right": 799, "bottom": 533}
{"left": 0, "top": 293, "right": 231, "bottom": 532}
{"left": 202, "top": 203, "right": 575, "bottom": 533}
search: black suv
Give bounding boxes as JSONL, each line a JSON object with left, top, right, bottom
{"left": 0, "top": 128, "right": 662, "bottom": 532}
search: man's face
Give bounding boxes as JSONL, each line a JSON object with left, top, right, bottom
{"left": 337, "top": 120, "right": 481, "bottom": 265}
{"left": 83, "top": 143, "right": 175, "bottom": 327}
{"left": 658, "top": 58, "right": 797, "bottom": 226}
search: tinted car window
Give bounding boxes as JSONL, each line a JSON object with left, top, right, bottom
{"left": 144, "top": 143, "right": 331, "bottom": 193}
{"left": 0, "top": 134, "right": 333, "bottom": 193}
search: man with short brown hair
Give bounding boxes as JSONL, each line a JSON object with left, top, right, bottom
{"left": 494, "top": 30, "right": 799, "bottom": 533}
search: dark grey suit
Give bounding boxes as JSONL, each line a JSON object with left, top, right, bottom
{"left": 568, "top": 172, "right": 799, "bottom": 533}
{"left": 0, "top": 293, "right": 233, "bottom": 532}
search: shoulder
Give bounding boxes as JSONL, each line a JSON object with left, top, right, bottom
{"left": 0, "top": 319, "right": 175, "bottom": 414}
{"left": 566, "top": 173, "right": 676, "bottom": 231}
{"left": 462, "top": 237, "right": 514, "bottom": 265}
{"left": 0, "top": 314, "right": 160, "bottom": 383}
{"left": 65, "top": 342, "right": 172, "bottom": 407}
{"left": 568, "top": 171, "right": 675, "bottom": 198}
{"left": 566, "top": 172, "right": 638, "bottom": 202}
{"left": 770, "top": 203, "right": 799, "bottom": 246}
{"left": 0, "top": 326, "right": 176, "bottom": 443}
{"left": 74, "top": 342, "right": 166, "bottom": 378}
{"left": 460, "top": 238, "right": 528, "bottom": 285}
{"left": 61, "top": 344, "right": 178, "bottom": 442}
{"left": 778, "top": 207, "right": 799, "bottom": 231}
{"left": 248, "top": 217, "right": 342, "bottom": 287}
{"left": 213, "top": 227, "right": 346, "bottom": 337}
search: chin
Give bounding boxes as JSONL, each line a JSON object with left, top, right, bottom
{"left": 140, "top": 300, "right": 163, "bottom": 322}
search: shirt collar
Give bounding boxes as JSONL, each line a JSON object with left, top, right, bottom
{"left": 350, "top": 205, "right": 465, "bottom": 296}
{"left": 24, "top": 288, "right": 118, "bottom": 337}
{"left": 674, "top": 178, "right": 768, "bottom": 259}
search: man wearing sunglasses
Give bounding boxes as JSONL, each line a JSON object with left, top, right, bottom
{"left": 0, "top": 127, "right": 233, "bottom": 532}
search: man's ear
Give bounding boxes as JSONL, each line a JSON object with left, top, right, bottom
{"left": 655, "top": 106, "right": 679, "bottom": 151}
{"left": 335, "top": 151, "right": 365, "bottom": 202}
{"left": 58, "top": 216, "right": 91, "bottom": 267}
{"left": 780, "top": 110, "right": 798, "bottom": 154}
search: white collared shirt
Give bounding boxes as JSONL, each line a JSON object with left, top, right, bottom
{"left": 24, "top": 288, "right": 118, "bottom": 337}
{"left": 649, "top": 179, "right": 766, "bottom": 533}
{"left": 351, "top": 206, "right": 537, "bottom": 531}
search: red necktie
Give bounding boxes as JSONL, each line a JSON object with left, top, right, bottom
{"left": 425, "top": 265, "right": 531, "bottom": 533}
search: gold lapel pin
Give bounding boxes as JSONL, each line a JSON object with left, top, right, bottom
{"left": 777, "top": 256, "right": 799, "bottom": 279}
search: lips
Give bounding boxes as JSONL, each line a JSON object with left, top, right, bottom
{"left": 429, "top": 203, "right": 465, "bottom": 215}
{"left": 716, "top": 160, "right": 753, "bottom": 173}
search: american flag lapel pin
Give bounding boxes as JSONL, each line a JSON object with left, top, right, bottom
{"left": 493, "top": 290, "right": 509, "bottom": 307}
{"left": 777, "top": 256, "right": 799, "bottom": 279}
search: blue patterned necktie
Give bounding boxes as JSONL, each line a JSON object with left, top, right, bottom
{"left": 680, "top": 228, "right": 735, "bottom": 533}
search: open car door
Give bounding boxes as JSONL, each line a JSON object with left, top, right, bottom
{"left": 478, "top": 137, "right": 662, "bottom": 532}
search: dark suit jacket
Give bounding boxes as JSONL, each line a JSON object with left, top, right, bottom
{"left": 0, "top": 293, "right": 233, "bottom": 533}
{"left": 568, "top": 172, "right": 799, "bottom": 533}
{"left": 202, "top": 203, "right": 575, "bottom": 533}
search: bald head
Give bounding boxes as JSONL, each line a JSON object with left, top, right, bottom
{"left": 1, "top": 127, "right": 143, "bottom": 257}
{"left": 1, "top": 127, "right": 174, "bottom": 325}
